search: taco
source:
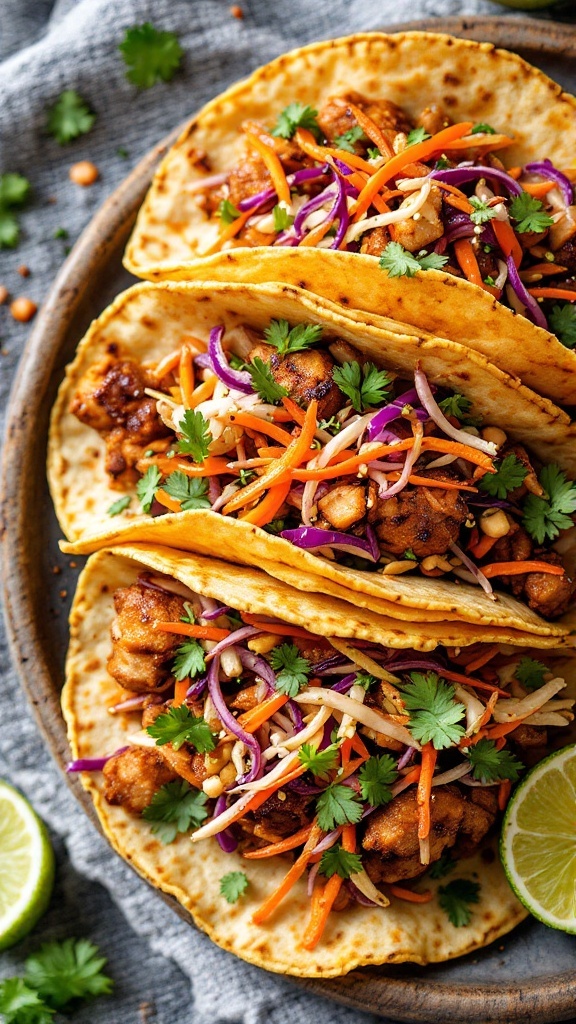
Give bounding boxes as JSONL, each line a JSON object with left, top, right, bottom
{"left": 63, "top": 544, "right": 575, "bottom": 975}
{"left": 123, "top": 31, "right": 576, "bottom": 405}
{"left": 49, "top": 280, "right": 576, "bottom": 638}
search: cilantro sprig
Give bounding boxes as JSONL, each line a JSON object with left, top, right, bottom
{"left": 469, "top": 196, "right": 497, "bottom": 226}
{"left": 358, "top": 754, "right": 398, "bottom": 807}
{"left": 334, "top": 126, "right": 368, "bottom": 153}
{"left": 176, "top": 409, "right": 213, "bottom": 463}
{"left": 0, "top": 173, "right": 31, "bottom": 249}
{"left": 399, "top": 672, "right": 466, "bottom": 750}
{"left": 146, "top": 705, "right": 215, "bottom": 752}
{"left": 264, "top": 319, "right": 323, "bottom": 356}
{"left": 119, "top": 23, "right": 183, "bottom": 88}
{"left": 107, "top": 495, "right": 131, "bottom": 516}
{"left": 220, "top": 871, "right": 249, "bottom": 903}
{"left": 298, "top": 743, "right": 339, "bottom": 780}
{"left": 273, "top": 204, "right": 294, "bottom": 232}
{"left": 406, "top": 126, "right": 431, "bottom": 147}
{"left": 515, "top": 656, "right": 548, "bottom": 691}
{"left": 0, "top": 979, "right": 54, "bottom": 1024}
{"left": 269, "top": 643, "right": 311, "bottom": 697}
{"left": 466, "top": 739, "right": 523, "bottom": 784}
{"left": 136, "top": 465, "right": 162, "bottom": 512}
{"left": 332, "top": 360, "right": 392, "bottom": 413}
{"left": 479, "top": 454, "right": 527, "bottom": 499}
{"left": 171, "top": 639, "right": 206, "bottom": 681}
{"left": 217, "top": 198, "right": 241, "bottom": 224}
{"left": 0, "top": 940, "right": 113, "bottom": 1023}
{"left": 271, "top": 103, "right": 321, "bottom": 140}
{"left": 522, "top": 463, "right": 576, "bottom": 544}
{"left": 142, "top": 779, "right": 208, "bottom": 843}
{"left": 319, "top": 843, "right": 363, "bottom": 879}
{"left": 316, "top": 782, "right": 363, "bottom": 831}
{"left": 549, "top": 304, "right": 576, "bottom": 351}
{"left": 164, "top": 471, "right": 211, "bottom": 510}
{"left": 47, "top": 91, "right": 96, "bottom": 145}
{"left": 438, "top": 879, "right": 481, "bottom": 927}
{"left": 428, "top": 852, "right": 455, "bottom": 879}
{"left": 246, "top": 357, "right": 288, "bottom": 404}
{"left": 509, "top": 192, "right": 554, "bottom": 235}
{"left": 379, "top": 242, "right": 449, "bottom": 277}
{"left": 438, "top": 393, "right": 472, "bottom": 420}
{"left": 471, "top": 123, "right": 496, "bottom": 135}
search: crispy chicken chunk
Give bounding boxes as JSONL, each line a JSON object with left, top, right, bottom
{"left": 248, "top": 341, "right": 344, "bottom": 419}
{"left": 317, "top": 92, "right": 413, "bottom": 150}
{"left": 228, "top": 154, "right": 272, "bottom": 207}
{"left": 523, "top": 554, "right": 575, "bottom": 620}
{"left": 417, "top": 104, "right": 452, "bottom": 136}
{"left": 252, "top": 789, "right": 313, "bottom": 841}
{"left": 142, "top": 702, "right": 209, "bottom": 788}
{"left": 107, "top": 583, "right": 187, "bottom": 693}
{"left": 391, "top": 185, "right": 444, "bottom": 253}
{"left": 373, "top": 470, "right": 468, "bottom": 558}
{"left": 103, "top": 747, "right": 177, "bottom": 814}
{"left": 318, "top": 483, "right": 368, "bottom": 531}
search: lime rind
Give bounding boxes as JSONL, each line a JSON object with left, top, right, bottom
{"left": 0, "top": 780, "right": 55, "bottom": 951}
{"left": 500, "top": 744, "right": 576, "bottom": 934}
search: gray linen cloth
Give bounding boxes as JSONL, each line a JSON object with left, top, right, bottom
{"left": 0, "top": 2, "right": 537, "bottom": 1022}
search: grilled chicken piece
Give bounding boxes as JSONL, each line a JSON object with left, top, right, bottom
{"left": 488, "top": 521, "right": 533, "bottom": 596}
{"left": 228, "top": 154, "right": 272, "bottom": 207}
{"left": 248, "top": 342, "right": 344, "bottom": 419}
{"left": 107, "top": 583, "right": 187, "bottom": 693}
{"left": 499, "top": 443, "right": 541, "bottom": 501}
{"left": 362, "top": 785, "right": 496, "bottom": 883}
{"left": 373, "top": 471, "right": 468, "bottom": 558}
{"left": 552, "top": 237, "right": 576, "bottom": 273}
{"left": 230, "top": 684, "right": 261, "bottom": 712}
{"left": 360, "top": 226, "right": 389, "bottom": 257}
{"left": 417, "top": 104, "right": 451, "bottom": 136}
{"left": 391, "top": 185, "right": 443, "bottom": 253}
{"left": 103, "top": 747, "right": 177, "bottom": 814}
{"left": 509, "top": 724, "right": 548, "bottom": 767}
{"left": 142, "top": 702, "right": 210, "bottom": 788}
{"left": 252, "top": 789, "right": 313, "bottom": 841}
{"left": 523, "top": 554, "right": 575, "bottom": 620}
{"left": 317, "top": 92, "right": 413, "bottom": 151}
{"left": 318, "top": 483, "right": 368, "bottom": 531}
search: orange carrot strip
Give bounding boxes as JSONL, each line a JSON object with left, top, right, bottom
{"left": 299, "top": 218, "right": 334, "bottom": 247}
{"left": 293, "top": 436, "right": 493, "bottom": 482}
{"left": 388, "top": 472, "right": 478, "bottom": 493}
{"left": 417, "top": 743, "right": 437, "bottom": 840}
{"left": 350, "top": 731, "right": 371, "bottom": 760}
{"left": 142, "top": 455, "right": 230, "bottom": 478}
{"left": 439, "top": 669, "right": 509, "bottom": 698}
{"left": 243, "top": 825, "right": 314, "bottom": 859}
{"left": 173, "top": 679, "right": 189, "bottom": 707}
{"left": 521, "top": 181, "right": 556, "bottom": 198}
{"left": 252, "top": 823, "right": 323, "bottom": 925}
{"left": 498, "top": 779, "right": 513, "bottom": 811}
{"left": 454, "top": 238, "right": 484, "bottom": 287}
{"left": 270, "top": 408, "right": 295, "bottom": 422}
{"left": 398, "top": 766, "right": 422, "bottom": 790}
{"left": 301, "top": 824, "right": 355, "bottom": 951}
{"left": 295, "top": 128, "right": 375, "bottom": 174}
{"left": 155, "top": 350, "right": 182, "bottom": 378}
{"left": 520, "top": 263, "right": 568, "bottom": 278}
{"left": 445, "top": 194, "right": 475, "bottom": 216}
{"left": 179, "top": 345, "right": 195, "bottom": 409}
{"left": 433, "top": 180, "right": 473, "bottom": 204}
{"left": 481, "top": 561, "right": 566, "bottom": 579}
{"left": 223, "top": 400, "right": 318, "bottom": 513}
{"left": 154, "top": 488, "right": 183, "bottom": 513}
{"left": 527, "top": 288, "right": 576, "bottom": 301}
{"left": 281, "top": 395, "right": 306, "bottom": 425}
{"left": 344, "top": 100, "right": 394, "bottom": 159}
{"left": 239, "top": 479, "right": 291, "bottom": 527}
{"left": 240, "top": 614, "right": 319, "bottom": 641}
{"left": 246, "top": 132, "right": 291, "bottom": 205}
{"left": 228, "top": 411, "right": 293, "bottom": 447}
{"left": 238, "top": 692, "right": 290, "bottom": 733}
{"left": 204, "top": 208, "right": 254, "bottom": 256}
{"left": 468, "top": 533, "right": 499, "bottom": 560}
{"left": 350, "top": 122, "right": 474, "bottom": 220}
{"left": 492, "top": 220, "right": 523, "bottom": 268}
{"left": 474, "top": 691, "right": 499, "bottom": 733}
{"left": 462, "top": 645, "right": 500, "bottom": 675}
{"left": 507, "top": 166, "right": 522, "bottom": 180}
{"left": 154, "top": 622, "right": 231, "bottom": 641}
{"left": 389, "top": 884, "right": 434, "bottom": 903}
{"left": 487, "top": 720, "right": 529, "bottom": 740}
{"left": 188, "top": 375, "right": 217, "bottom": 409}
{"left": 446, "top": 134, "right": 514, "bottom": 152}
{"left": 340, "top": 737, "right": 353, "bottom": 767}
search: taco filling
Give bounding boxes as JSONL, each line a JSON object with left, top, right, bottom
{"left": 68, "top": 568, "right": 574, "bottom": 950}
{"left": 69, "top": 318, "right": 576, "bottom": 620}
{"left": 186, "top": 94, "right": 576, "bottom": 346}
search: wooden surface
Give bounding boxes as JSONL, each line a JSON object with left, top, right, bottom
{"left": 2, "top": 15, "right": 576, "bottom": 1024}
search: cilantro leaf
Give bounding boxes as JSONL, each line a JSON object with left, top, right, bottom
{"left": 136, "top": 465, "right": 162, "bottom": 512}
{"left": 319, "top": 843, "right": 363, "bottom": 879}
{"left": 24, "top": 940, "right": 112, "bottom": 1010}
{"left": 107, "top": 495, "right": 131, "bottom": 516}
{"left": 354, "top": 671, "right": 378, "bottom": 691}
{"left": 220, "top": 870, "right": 249, "bottom": 903}
{"left": 142, "top": 779, "right": 208, "bottom": 843}
{"left": 332, "top": 360, "right": 392, "bottom": 413}
{"left": 406, "top": 127, "right": 431, "bottom": 147}
{"left": 484, "top": 275, "right": 496, "bottom": 287}
{"left": 358, "top": 754, "right": 398, "bottom": 807}
{"left": 438, "top": 878, "right": 481, "bottom": 927}
{"left": 0, "top": 173, "right": 30, "bottom": 207}
{"left": 0, "top": 979, "right": 54, "bottom": 1024}
{"left": 467, "top": 739, "right": 523, "bottom": 784}
{"left": 509, "top": 192, "right": 554, "bottom": 234}
{"left": 334, "top": 126, "right": 368, "bottom": 153}
{"left": 403, "top": 548, "right": 417, "bottom": 561}
{"left": 399, "top": 672, "right": 466, "bottom": 750}
{"left": 263, "top": 319, "right": 323, "bottom": 356}
{"left": 428, "top": 852, "right": 455, "bottom": 879}
{"left": 379, "top": 242, "right": 448, "bottom": 277}
{"left": 269, "top": 643, "right": 311, "bottom": 697}
{"left": 435, "top": 156, "right": 450, "bottom": 169}
{"left": 298, "top": 742, "right": 339, "bottom": 781}
{"left": 273, "top": 204, "right": 294, "bottom": 232}
{"left": 471, "top": 123, "right": 496, "bottom": 135}
{"left": 263, "top": 517, "right": 285, "bottom": 535}
{"left": 271, "top": 103, "right": 320, "bottom": 140}
{"left": 218, "top": 198, "right": 241, "bottom": 224}
{"left": 549, "top": 304, "right": 576, "bottom": 350}
{"left": 119, "top": 23, "right": 183, "bottom": 88}
{"left": 47, "top": 91, "right": 95, "bottom": 145}
{"left": 515, "top": 656, "right": 548, "bottom": 691}
{"left": 479, "top": 454, "right": 527, "bottom": 499}
{"left": 246, "top": 356, "right": 288, "bottom": 404}
{"left": 522, "top": 463, "right": 576, "bottom": 544}
{"left": 316, "top": 783, "right": 363, "bottom": 831}
{"left": 176, "top": 409, "right": 212, "bottom": 463}
{"left": 469, "top": 196, "right": 497, "bottom": 226}
{"left": 171, "top": 640, "right": 206, "bottom": 681}
{"left": 367, "top": 146, "right": 381, "bottom": 160}
{"left": 164, "top": 471, "right": 211, "bottom": 510}
{"left": 146, "top": 705, "right": 215, "bottom": 752}
{"left": 438, "top": 393, "right": 472, "bottom": 419}
{"left": 0, "top": 210, "right": 20, "bottom": 248}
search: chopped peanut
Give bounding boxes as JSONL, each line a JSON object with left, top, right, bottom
{"left": 482, "top": 426, "right": 507, "bottom": 448}
{"left": 69, "top": 161, "right": 99, "bottom": 186}
{"left": 479, "top": 509, "right": 510, "bottom": 539}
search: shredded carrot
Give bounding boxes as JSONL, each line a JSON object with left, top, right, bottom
{"left": 172, "top": 678, "right": 189, "bottom": 707}
{"left": 155, "top": 350, "right": 182, "bottom": 379}
{"left": 350, "top": 121, "right": 474, "bottom": 220}
{"left": 245, "top": 132, "right": 291, "bottom": 205}
{"left": 481, "top": 560, "right": 566, "bottom": 579}
{"left": 252, "top": 823, "right": 322, "bottom": 925}
{"left": 520, "top": 262, "right": 568, "bottom": 278}
{"left": 433, "top": 180, "right": 473, "bottom": 204}
{"left": 295, "top": 128, "right": 375, "bottom": 175}
{"left": 439, "top": 669, "right": 509, "bottom": 698}
{"left": 462, "top": 644, "right": 500, "bottom": 675}
{"left": 293, "top": 435, "right": 494, "bottom": 482}
{"left": 203, "top": 207, "right": 254, "bottom": 256}
{"left": 240, "top": 614, "right": 319, "bottom": 641}
{"left": 270, "top": 408, "right": 295, "bottom": 422}
{"left": 301, "top": 824, "right": 356, "bottom": 950}
{"left": 238, "top": 692, "right": 290, "bottom": 733}
{"left": 498, "top": 779, "right": 513, "bottom": 811}
{"left": 179, "top": 345, "right": 195, "bottom": 409}
{"left": 188, "top": 375, "right": 217, "bottom": 409}
{"left": 507, "top": 166, "right": 522, "bottom": 180}
{"left": 454, "top": 238, "right": 485, "bottom": 288}
{"left": 154, "top": 621, "right": 231, "bottom": 641}
{"left": 527, "top": 288, "right": 576, "bottom": 301}
{"left": 487, "top": 718, "right": 531, "bottom": 741}
{"left": 521, "top": 180, "right": 556, "bottom": 198}
{"left": 344, "top": 100, "right": 395, "bottom": 159}
{"left": 138, "top": 455, "right": 230, "bottom": 478}
{"left": 243, "top": 825, "right": 313, "bottom": 859}
{"left": 239, "top": 479, "right": 291, "bottom": 527}
{"left": 417, "top": 743, "right": 437, "bottom": 840}
{"left": 445, "top": 194, "right": 475, "bottom": 216}
{"left": 389, "top": 884, "right": 434, "bottom": 904}
{"left": 398, "top": 766, "right": 422, "bottom": 790}
{"left": 475, "top": 691, "right": 499, "bottom": 732}
{"left": 492, "top": 220, "right": 523, "bottom": 268}
{"left": 468, "top": 532, "right": 499, "bottom": 559}
{"left": 228, "top": 411, "right": 293, "bottom": 446}
{"left": 282, "top": 395, "right": 306, "bottom": 425}
{"left": 223, "top": 400, "right": 318, "bottom": 513}
{"left": 299, "top": 217, "right": 335, "bottom": 247}
{"left": 350, "top": 731, "right": 371, "bottom": 760}
{"left": 154, "top": 488, "right": 182, "bottom": 514}
{"left": 446, "top": 133, "right": 514, "bottom": 152}
{"left": 391, "top": 473, "right": 478, "bottom": 493}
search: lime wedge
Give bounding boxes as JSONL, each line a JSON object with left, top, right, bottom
{"left": 500, "top": 745, "right": 576, "bottom": 933}
{"left": 0, "top": 780, "right": 55, "bottom": 950}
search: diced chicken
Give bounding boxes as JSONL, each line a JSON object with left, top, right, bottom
{"left": 317, "top": 92, "right": 413, "bottom": 151}
{"left": 228, "top": 154, "right": 272, "bottom": 207}
{"left": 417, "top": 104, "right": 452, "bottom": 137}
{"left": 230, "top": 684, "right": 260, "bottom": 712}
{"left": 548, "top": 205, "right": 576, "bottom": 251}
{"left": 248, "top": 342, "right": 344, "bottom": 419}
{"left": 499, "top": 443, "right": 541, "bottom": 501}
{"left": 318, "top": 483, "right": 367, "bottom": 531}
{"left": 141, "top": 702, "right": 210, "bottom": 788}
{"left": 523, "top": 555, "right": 575, "bottom": 620}
{"left": 390, "top": 185, "right": 444, "bottom": 253}
{"left": 488, "top": 522, "right": 533, "bottom": 598}
{"left": 551, "top": 237, "right": 576, "bottom": 274}
{"left": 252, "top": 789, "right": 313, "bottom": 841}
{"left": 107, "top": 583, "right": 187, "bottom": 693}
{"left": 103, "top": 747, "right": 177, "bottom": 814}
{"left": 373, "top": 471, "right": 468, "bottom": 558}
{"left": 361, "top": 226, "right": 389, "bottom": 258}
{"left": 328, "top": 338, "right": 370, "bottom": 367}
